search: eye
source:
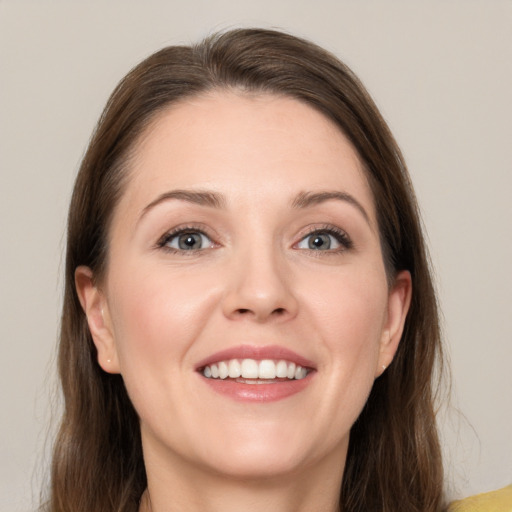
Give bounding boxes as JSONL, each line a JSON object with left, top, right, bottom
{"left": 296, "top": 228, "right": 352, "bottom": 252}
{"left": 159, "top": 228, "right": 214, "bottom": 252}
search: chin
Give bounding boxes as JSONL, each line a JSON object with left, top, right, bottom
{"left": 203, "top": 447, "right": 308, "bottom": 481}
{"left": 194, "top": 424, "right": 336, "bottom": 481}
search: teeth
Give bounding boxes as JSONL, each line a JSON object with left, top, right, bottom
{"left": 258, "top": 359, "right": 276, "bottom": 379}
{"left": 228, "top": 359, "right": 241, "bottom": 378}
{"left": 202, "top": 358, "right": 309, "bottom": 381}
{"left": 276, "top": 360, "right": 288, "bottom": 378}
{"left": 295, "top": 366, "right": 307, "bottom": 380}
{"left": 287, "top": 362, "right": 296, "bottom": 379}
{"left": 241, "top": 359, "right": 259, "bottom": 378}
{"left": 218, "top": 361, "right": 229, "bottom": 379}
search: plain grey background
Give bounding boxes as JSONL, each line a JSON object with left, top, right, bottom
{"left": 1, "top": 1, "right": 511, "bottom": 510}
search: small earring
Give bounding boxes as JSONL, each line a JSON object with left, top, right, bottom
{"left": 382, "top": 365, "right": 386, "bottom": 371}
{"left": 107, "top": 359, "right": 111, "bottom": 363}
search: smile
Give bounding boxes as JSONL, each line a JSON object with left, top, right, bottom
{"left": 202, "top": 358, "right": 309, "bottom": 381}
{"left": 197, "top": 346, "right": 315, "bottom": 402}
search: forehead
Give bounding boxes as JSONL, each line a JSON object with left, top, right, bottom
{"left": 118, "top": 91, "right": 376, "bottom": 221}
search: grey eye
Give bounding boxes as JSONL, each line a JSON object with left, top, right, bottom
{"left": 166, "top": 232, "right": 213, "bottom": 251}
{"left": 297, "top": 232, "right": 341, "bottom": 251}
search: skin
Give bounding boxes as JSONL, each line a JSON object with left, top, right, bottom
{"left": 76, "top": 92, "right": 411, "bottom": 512}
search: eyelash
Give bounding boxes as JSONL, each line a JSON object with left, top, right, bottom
{"left": 296, "top": 225, "right": 353, "bottom": 253}
{"left": 156, "top": 225, "right": 215, "bottom": 255}
{"left": 155, "top": 224, "right": 353, "bottom": 255}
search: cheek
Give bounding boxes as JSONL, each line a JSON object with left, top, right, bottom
{"left": 104, "top": 264, "right": 225, "bottom": 437}
{"left": 300, "top": 266, "right": 388, "bottom": 370}
{"left": 284, "top": 266, "right": 389, "bottom": 450}
{"left": 107, "top": 264, "right": 219, "bottom": 371}
{"left": 309, "top": 261, "right": 388, "bottom": 321}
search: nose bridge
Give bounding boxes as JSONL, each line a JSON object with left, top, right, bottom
{"left": 222, "top": 232, "right": 297, "bottom": 321}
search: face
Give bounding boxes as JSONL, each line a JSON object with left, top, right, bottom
{"left": 77, "top": 92, "right": 411, "bottom": 482}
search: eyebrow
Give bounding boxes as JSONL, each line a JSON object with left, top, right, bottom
{"left": 140, "top": 189, "right": 226, "bottom": 220}
{"left": 139, "top": 188, "right": 371, "bottom": 226}
{"left": 291, "top": 191, "right": 371, "bottom": 225}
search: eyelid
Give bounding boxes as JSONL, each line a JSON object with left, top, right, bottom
{"left": 155, "top": 224, "right": 219, "bottom": 253}
{"left": 293, "top": 224, "right": 353, "bottom": 252}
{"left": 154, "top": 222, "right": 353, "bottom": 255}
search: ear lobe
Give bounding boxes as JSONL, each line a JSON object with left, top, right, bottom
{"left": 376, "top": 270, "right": 412, "bottom": 377}
{"left": 75, "top": 266, "right": 120, "bottom": 374}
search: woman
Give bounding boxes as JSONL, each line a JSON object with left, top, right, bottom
{"left": 45, "top": 28, "right": 446, "bottom": 511}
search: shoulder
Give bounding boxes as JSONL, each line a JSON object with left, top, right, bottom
{"left": 449, "top": 485, "right": 512, "bottom": 512}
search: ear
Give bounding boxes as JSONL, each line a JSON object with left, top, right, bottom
{"left": 376, "top": 270, "right": 412, "bottom": 377}
{"left": 75, "top": 266, "right": 120, "bottom": 374}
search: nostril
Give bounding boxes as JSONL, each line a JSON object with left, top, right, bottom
{"left": 234, "top": 307, "right": 286, "bottom": 317}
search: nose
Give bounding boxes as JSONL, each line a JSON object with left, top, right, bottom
{"left": 221, "top": 248, "right": 299, "bottom": 323}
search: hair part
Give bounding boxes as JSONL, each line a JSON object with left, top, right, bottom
{"left": 44, "top": 28, "right": 446, "bottom": 511}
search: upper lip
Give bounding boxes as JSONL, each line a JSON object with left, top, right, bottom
{"left": 195, "top": 344, "right": 316, "bottom": 371}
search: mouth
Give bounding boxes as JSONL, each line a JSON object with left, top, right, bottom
{"left": 196, "top": 345, "right": 315, "bottom": 402}
{"left": 201, "top": 358, "right": 310, "bottom": 382}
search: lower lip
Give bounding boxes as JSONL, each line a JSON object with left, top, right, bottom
{"left": 200, "top": 375, "right": 314, "bottom": 402}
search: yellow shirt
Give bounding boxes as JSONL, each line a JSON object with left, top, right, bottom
{"left": 449, "top": 485, "right": 512, "bottom": 512}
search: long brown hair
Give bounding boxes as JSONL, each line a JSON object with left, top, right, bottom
{"left": 44, "top": 28, "right": 446, "bottom": 511}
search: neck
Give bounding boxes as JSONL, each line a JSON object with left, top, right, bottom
{"left": 138, "top": 446, "right": 345, "bottom": 512}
